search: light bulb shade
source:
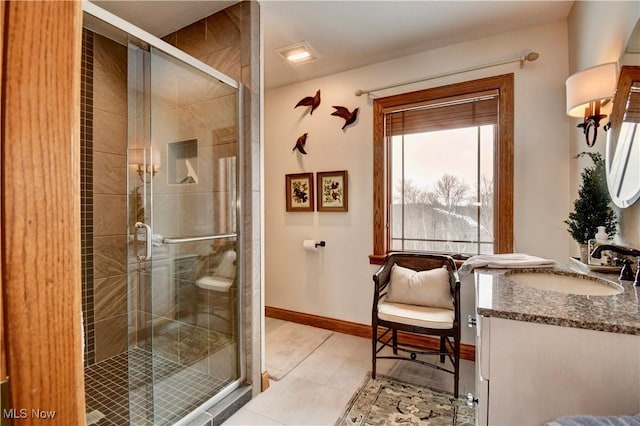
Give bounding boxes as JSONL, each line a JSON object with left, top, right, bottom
{"left": 566, "top": 62, "right": 618, "bottom": 117}
{"left": 129, "top": 148, "right": 161, "bottom": 167}
{"left": 151, "top": 148, "right": 161, "bottom": 167}
{"left": 129, "top": 148, "right": 144, "bottom": 165}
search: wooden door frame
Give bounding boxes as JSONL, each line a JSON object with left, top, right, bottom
{"left": 1, "top": 4, "right": 7, "bottom": 421}
{"left": 1, "top": 1, "right": 85, "bottom": 423}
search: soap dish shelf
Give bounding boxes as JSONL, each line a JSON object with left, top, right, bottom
{"left": 569, "top": 256, "right": 621, "bottom": 274}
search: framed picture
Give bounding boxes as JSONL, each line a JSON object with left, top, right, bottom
{"left": 285, "top": 172, "right": 314, "bottom": 212}
{"left": 317, "top": 170, "right": 348, "bottom": 212}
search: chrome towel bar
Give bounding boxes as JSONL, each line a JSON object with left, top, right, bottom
{"left": 162, "top": 233, "right": 237, "bottom": 245}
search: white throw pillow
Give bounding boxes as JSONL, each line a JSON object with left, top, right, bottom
{"left": 386, "top": 264, "right": 453, "bottom": 309}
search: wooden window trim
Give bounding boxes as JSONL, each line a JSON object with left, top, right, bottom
{"left": 370, "top": 74, "right": 514, "bottom": 264}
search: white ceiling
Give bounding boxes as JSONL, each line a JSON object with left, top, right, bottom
{"left": 90, "top": 0, "right": 574, "bottom": 90}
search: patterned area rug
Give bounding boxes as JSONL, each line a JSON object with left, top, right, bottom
{"left": 336, "top": 373, "right": 475, "bottom": 426}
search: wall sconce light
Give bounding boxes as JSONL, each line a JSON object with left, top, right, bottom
{"left": 130, "top": 148, "right": 160, "bottom": 184}
{"left": 566, "top": 62, "right": 618, "bottom": 147}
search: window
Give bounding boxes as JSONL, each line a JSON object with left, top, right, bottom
{"left": 371, "top": 74, "right": 514, "bottom": 264}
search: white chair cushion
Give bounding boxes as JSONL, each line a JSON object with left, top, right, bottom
{"left": 378, "top": 300, "right": 454, "bottom": 330}
{"left": 386, "top": 264, "right": 453, "bottom": 309}
{"left": 195, "top": 276, "right": 233, "bottom": 292}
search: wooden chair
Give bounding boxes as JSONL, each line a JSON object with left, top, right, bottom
{"left": 372, "top": 252, "right": 461, "bottom": 397}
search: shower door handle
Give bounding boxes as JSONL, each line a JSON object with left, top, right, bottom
{"left": 135, "top": 222, "right": 152, "bottom": 261}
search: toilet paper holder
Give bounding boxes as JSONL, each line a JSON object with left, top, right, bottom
{"left": 303, "top": 239, "right": 326, "bottom": 251}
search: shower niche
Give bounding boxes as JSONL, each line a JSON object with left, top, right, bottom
{"left": 168, "top": 139, "right": 199, "bottom": 185}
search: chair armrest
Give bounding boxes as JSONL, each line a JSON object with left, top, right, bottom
{"left": 373, "top": 257, "right": 394, "bottom": 293}
{"left": 450, "top": 265, "right": 462, "bottom": 326}
{"left": 373, "top": 256, "right": 393, "bottom": 284}
{"left": 452, "top": 268, "right": 461, "bottom": 291}
{"left": 372, "top": 256, "right": 395, "bottom": 314}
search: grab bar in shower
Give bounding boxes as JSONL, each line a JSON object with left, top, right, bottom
{"left": 162, "top": 233, "right": 237, "bottom": 245}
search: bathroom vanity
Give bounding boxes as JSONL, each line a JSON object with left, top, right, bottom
{"left": 473, "top": 267, "right": 640, "bottom": 425}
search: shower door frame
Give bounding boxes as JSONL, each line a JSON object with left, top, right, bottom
{"left": 82, "top": 1, "right": 246, "bottom": 421}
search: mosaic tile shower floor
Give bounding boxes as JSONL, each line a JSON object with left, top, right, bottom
{"left": 84, "top": 347, "right": 233, "bottom": 426}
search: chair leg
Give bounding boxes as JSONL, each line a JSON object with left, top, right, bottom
{"left": 453, "top": 337, "right": 460, "bottom": 398}
{"left": 392, "top": 329, "right": 398, "bottom": 355}
{"left": 440, "top": 336, "right": 447, "bottom": 363}
{"left": 372, "top": 324, "right": 377, "bottom": 379}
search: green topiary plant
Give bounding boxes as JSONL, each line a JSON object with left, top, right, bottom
{"left": 565, "top": 152, "right": 617, "bottom": 245}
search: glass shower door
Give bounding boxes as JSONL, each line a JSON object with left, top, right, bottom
{"left": 130, "top": 43, "right": 240, "bottom": 425}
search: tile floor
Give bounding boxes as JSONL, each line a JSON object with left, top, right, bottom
{"left": 84, "top": 347, "right": 233, "bottom": 426}
{"left": 223, "top": 318, "right": 475, "bottom": 426}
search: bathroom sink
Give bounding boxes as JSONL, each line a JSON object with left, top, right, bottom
{"left": 504, "top": 270, "right": 623, "bottom": 296}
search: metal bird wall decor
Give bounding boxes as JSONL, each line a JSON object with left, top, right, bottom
{"left": 292, "top": 133, "right": 308, "bottom": 154}
{"left": 294, "top": 90, "right": 321, "bottom": 115}
{"left": 331, "top": 106, "right": 359, "bottom": 130}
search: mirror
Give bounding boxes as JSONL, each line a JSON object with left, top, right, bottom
{"left": 605, "top": 66, "right": 640, "bottom": 208}
{"left": 605, "top": 19, "right": 640, "bottom": 209}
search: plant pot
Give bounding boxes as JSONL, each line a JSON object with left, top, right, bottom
{"left": 579, "top": 243, "right": 589, "bottom": 264}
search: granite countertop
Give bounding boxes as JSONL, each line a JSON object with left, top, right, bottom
{"left": 475, "top": 264, "right": 640, "bottom": 335}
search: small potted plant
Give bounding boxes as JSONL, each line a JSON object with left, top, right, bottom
{"left": 565, "top": 152, "right": 617, "bottom": 263}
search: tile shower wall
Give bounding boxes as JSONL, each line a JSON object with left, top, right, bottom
{"left": 81, "top": 28, "right": 95, "bottom": 367}
{"left": 81, "top": 29, "right": 129, "bottom": 366}
{"left": 92, "top": 33, "right": 129, "bottom": 364}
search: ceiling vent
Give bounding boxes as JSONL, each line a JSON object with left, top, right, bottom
{"left": 277, "top": 42, "right": 317, "bottom": 65}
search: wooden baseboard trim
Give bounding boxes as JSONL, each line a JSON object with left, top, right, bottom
{"left": 265, "top": 306, "right": 475, "bottom": 362}
{"left": 261, "top": 371, "right": 270, "bottom": 392}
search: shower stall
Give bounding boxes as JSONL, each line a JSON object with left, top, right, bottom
{"left": 81, "top": 4, "right": 247, "bottom": 425}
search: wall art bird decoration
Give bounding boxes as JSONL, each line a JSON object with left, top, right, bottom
{"left": 292, "top": 133, "right": 308, "bottom": 154}
{"left": 294, "top": 90, "right": 321, "bottom": 115}
{"left": 331, "top": 106, "right": 359, "bottom": 130}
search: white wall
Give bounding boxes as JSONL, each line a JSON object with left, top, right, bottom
{"left": 567, "top": 2, "right": 640, "bottom": 249}
{"left": 264, "top": 20, "right": 571, "bottom": 344}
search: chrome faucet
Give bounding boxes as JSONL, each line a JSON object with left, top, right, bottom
{"left": 590, "top": 244, "right": 640, "bottom": 286}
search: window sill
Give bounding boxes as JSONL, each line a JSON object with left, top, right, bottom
{"left": 368, "top": 254, "right": 386, "bottom": 265}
